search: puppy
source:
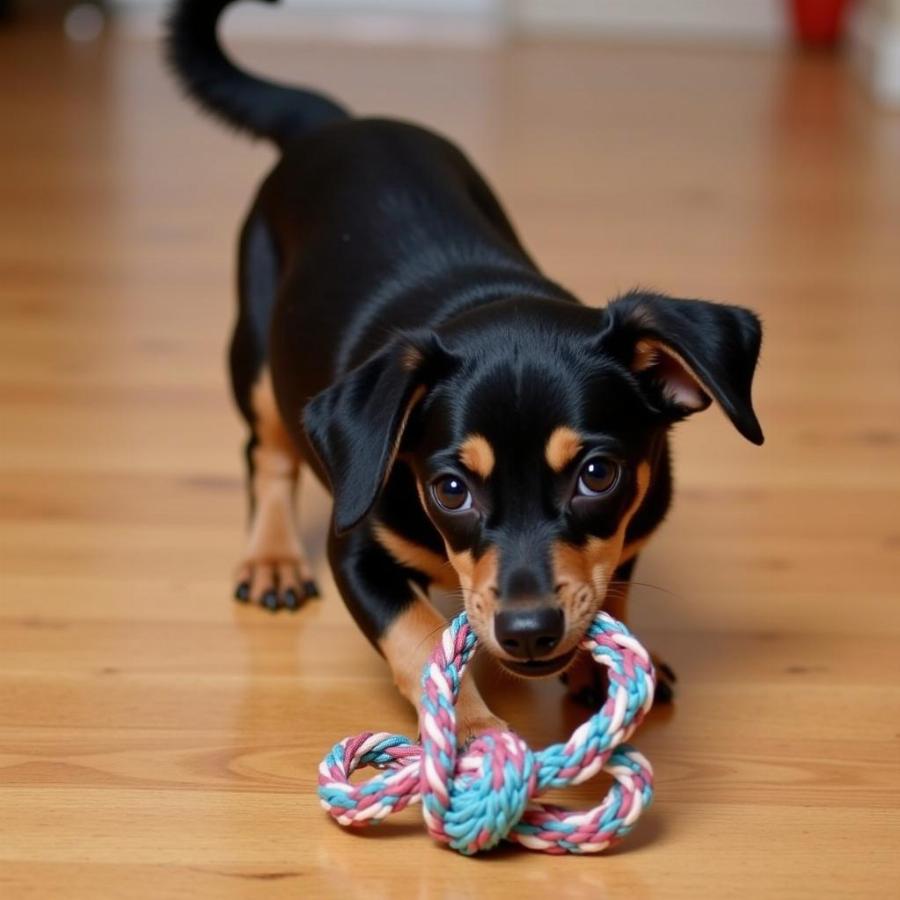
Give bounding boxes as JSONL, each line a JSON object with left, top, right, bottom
{"left": 167, "top": 0, "right": 763, "bottom": 735}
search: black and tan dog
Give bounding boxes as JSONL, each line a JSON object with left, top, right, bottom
{"left": 167, "top": 0, "right": 763, "bottom": 736}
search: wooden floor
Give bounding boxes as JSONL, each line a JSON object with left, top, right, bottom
{"left": 2, "top": 21, "right": 899, "bottom": 900}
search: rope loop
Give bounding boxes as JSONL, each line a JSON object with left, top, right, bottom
{"left": 318, "top": 610, "right": 655, "bottom": 854}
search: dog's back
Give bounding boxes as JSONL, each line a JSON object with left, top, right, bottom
{"left": 166, "top": 0, "right": 556, "bottom": 404}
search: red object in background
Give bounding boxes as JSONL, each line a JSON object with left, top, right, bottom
{"left": 789, "top": 0, "right": 853, "bottom": 47}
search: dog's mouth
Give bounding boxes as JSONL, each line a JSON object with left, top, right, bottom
{"left": 499, "top": 646, "right": 577, "bottom": 678}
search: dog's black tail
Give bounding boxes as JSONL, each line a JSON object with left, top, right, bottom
{"left": 165, "top": 0, "right": 349, "bottom": 146}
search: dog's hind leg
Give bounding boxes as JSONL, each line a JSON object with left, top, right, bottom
{"left": 229, "top": 213, "right": 319, "bottom": 612}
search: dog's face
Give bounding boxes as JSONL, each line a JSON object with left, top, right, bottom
{"left": 305, "top": 291, "right": 763, "bottom": 676}
{"left": 405, "top": 310, "right": 662, "bottom": 675}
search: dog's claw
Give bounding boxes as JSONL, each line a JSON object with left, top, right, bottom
{"left": 260, "top": 589, "right": 280, "bottom": 612}
{"left": 302, "top": 579, "right": 320, "bottom": 599}
{"left": 282, "top": 588, "right": 301, "bottom": 611}
{"left": 234, "top": 581, "right": 250, "bottom": 603}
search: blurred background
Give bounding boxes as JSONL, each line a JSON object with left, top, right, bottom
{"left": 0, "top": 1, "right": 898, "bottom": 105}
{"left": 4, "top": 0, "right": 900, "bottom": 109}
{"left": 1, "top": 1, "right": 898, "bottom": 897}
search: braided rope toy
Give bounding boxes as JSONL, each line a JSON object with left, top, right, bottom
{"left": 318, "top": 610, "right": 655, "bottom": 855}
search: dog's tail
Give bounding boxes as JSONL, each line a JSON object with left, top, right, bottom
{"left": 165, "top": 0, "right": 349, "bottom": 146}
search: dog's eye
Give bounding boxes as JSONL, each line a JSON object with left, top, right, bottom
{"left": 431, "top": 475, "right": 472, "bottom": 512}
{"left": 576, "top": 457, "right": 619, "bottom": 496}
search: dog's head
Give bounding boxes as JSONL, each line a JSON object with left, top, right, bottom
{"left": 305, "top": 291, "right": 763, "bottom": 676}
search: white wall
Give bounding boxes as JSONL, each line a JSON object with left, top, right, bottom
{"left": 114, "top": 0, "right": 505, "bottom": 43}
{"left": 511, "top": 0, "right": 786, "bottom": 42}
{"left": 114, "top": 0, "right": 790, "bottom": 44}
{"left": 849, "top": 0, "right": 900, "bottom": 105}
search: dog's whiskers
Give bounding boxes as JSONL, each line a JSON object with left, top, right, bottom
{"left": 606, "top": 579, "right": 680, "bottom": 600}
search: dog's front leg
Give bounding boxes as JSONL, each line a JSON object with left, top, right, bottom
{"left": 381, "top": 590, "right": 509, "bottom": 744}
{"left": 328, "top": 525, "right": 505, "bottom": 743}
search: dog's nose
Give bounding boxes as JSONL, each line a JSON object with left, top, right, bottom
{"left": 493, "top": 607, "right": 564, "bottom": 660}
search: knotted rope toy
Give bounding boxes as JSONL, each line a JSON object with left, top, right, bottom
{"left": 318, "top": 610, "right": 655, "bottom": 855}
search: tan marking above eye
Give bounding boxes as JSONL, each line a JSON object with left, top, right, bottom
{"left": 459, "top": 433, "right": 495, "bottom": 479}
{"left": 545, "top": 426, "right": 583, "bottom": 473}
{"left": 399, "top": 344, "right": 424, "bottom": 372}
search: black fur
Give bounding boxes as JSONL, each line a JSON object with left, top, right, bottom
{"left": 166, "top": 0, "right": 763, "bottom": 674}
{"left": 165, "top": 0, "right": 347, "bottom": 145}
{"left": 600, "top": 291, "right": 763, "bottom": 444}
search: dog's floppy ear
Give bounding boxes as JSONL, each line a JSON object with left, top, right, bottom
{"left": 303, "top": 330, "right": 456, "bottom": 534}
{"left": 599, "top": 290, "right": 764, "bottom": 444}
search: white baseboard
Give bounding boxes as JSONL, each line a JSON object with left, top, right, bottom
{"left": 114, "top": 0, "right": 790, "bottom": 44}
{"left": 848, "top": 2, "right": 900, "bottom": 107}
{"left": 512, "top": 0, "right": 787, "bottom": 43}
{"left": 113, "top": 0, "right": 506, "bottom": 45}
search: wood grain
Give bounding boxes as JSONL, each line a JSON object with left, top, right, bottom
{"left": 1, "top": 22, "right": 899, "bottom": 899}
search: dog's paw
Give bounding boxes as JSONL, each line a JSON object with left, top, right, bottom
{"left": 562, "top": 649, "right": 677, "bottom": 708}
{"left": 561, "top": 649, "right": 608, "bottom": 710}
{"left": 234, "top": 558, "right": 320, "bottom": 613}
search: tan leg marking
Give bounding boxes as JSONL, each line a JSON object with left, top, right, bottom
{"left": 458, "top": 434, "right": 495, "bottom": 479}
{"left": 379, "top": 590, "right": 505, "bottom": 742}
{"left": 236, "top": 368, "right": 315, "bottom": 606}
{"left": 545, "top": 426, "right": 583, "bottom": 473}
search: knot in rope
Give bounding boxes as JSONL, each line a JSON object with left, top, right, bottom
{"left": 318, "top": 610, "right": 655, "bottom": 855}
